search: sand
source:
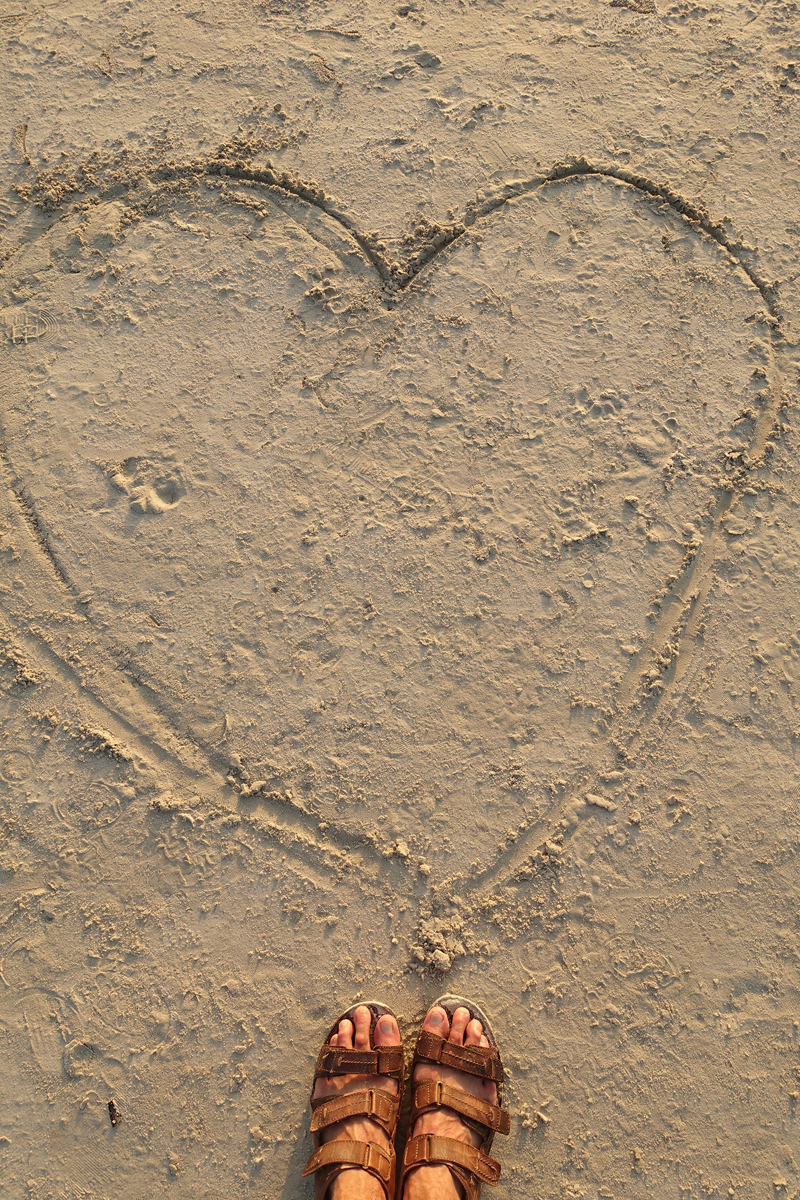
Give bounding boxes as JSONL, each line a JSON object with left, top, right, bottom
{"left": 1, "top": 0, "right": 799, "bottom": 1196}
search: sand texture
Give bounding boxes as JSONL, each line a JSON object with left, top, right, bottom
{"left": 1, "top": 0, "right": 800, "bottom": 1196}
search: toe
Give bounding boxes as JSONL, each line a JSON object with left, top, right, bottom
{"left": 465, "top": 1018, "right": 484, "bottom": 1046}
{"left": 449, "top": 1005, "right": 471, "bottom": 1044}
{"left": 422, "top": 1004, "right": 450, "bottom": 1039}
{"left": 374, "top": 1011, "right": 401, "bottom": 1047}
{"left": 480, "top": 1034, "right": 490, "bottom": 1049}
{"left": 337, "top": 1018, "right": 354, "bottom": 1049}
{"left": 353, "top": 1005, "right": 372, "bottom": 1050}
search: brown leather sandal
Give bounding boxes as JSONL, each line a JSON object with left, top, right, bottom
{"left": 398, "top": 994, "right": 511, "bottom": 1200}
{"left": 301, "top": 1001, "right": 405, "bottom": 1200}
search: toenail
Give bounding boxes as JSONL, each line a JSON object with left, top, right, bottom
{"left": 429, "top": 1012, "right": 443, "bottom": 1026}
{"left": 379, "top": 1016, "right": 394, "bottom": 1034}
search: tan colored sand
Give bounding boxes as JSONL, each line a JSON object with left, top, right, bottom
{"left": 1, "top": 0, "right": 799, "bottom": 1196}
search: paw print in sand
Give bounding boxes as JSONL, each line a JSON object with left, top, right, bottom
{"left": 108, "top": 457, "right": 186, "bottom": 514}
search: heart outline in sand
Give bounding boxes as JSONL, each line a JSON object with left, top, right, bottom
{"left": 0, "top": 152, "right": 784, "bottom": 933}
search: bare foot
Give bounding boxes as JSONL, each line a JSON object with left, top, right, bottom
{"left": 311, "top": 1005, "right": 401, "bottom": 1200}
{"left": 402, "top": 1005, "right": 498, "bottom": 1200}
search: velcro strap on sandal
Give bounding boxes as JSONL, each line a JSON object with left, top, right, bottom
{"left": 310, "top": 1087, "right": 398, "bottom": 1136}
{"left": 415, "top": 1031, "right": 504, "bottom": 1083}
{"left": 302, "top": 1139, "right": 393, "bottom": 1183}
{"left": 411, "top": 1079, "right": 511, "bottom": 1135}
{"left": 316, "top": 1045, "right": 404, "bottom": 1078}
{"left": 402, "top": 1133, "right": 502, "bottom": 1185}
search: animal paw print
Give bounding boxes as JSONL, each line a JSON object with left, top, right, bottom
{"left": 571, "top": 386, "right": 624, "bottom": 421}
{"left": 108, "top": 456, "right": 186, "bottom": 514}
{"left": 301, "top": 263, "right": 343, "bottom": 310}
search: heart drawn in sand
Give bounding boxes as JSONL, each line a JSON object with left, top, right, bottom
{"left": 0, "top": 157, "right": 779, "bottom": 901}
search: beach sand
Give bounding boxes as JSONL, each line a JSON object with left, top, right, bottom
{"left": 1, "top": 0, "right": 799, "bottom": 1195}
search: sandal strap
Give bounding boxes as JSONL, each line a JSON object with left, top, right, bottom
{"left": 310, "top": 1087, "right": 399, "bottom": 1136}
{"left": 412, "top": 1078, "right": 511, "bottom": 1136}
{"left": 415, "top": 1030, "right": 504, "bottom": 1083}
{"left": 402, "top": 1132, "right": 502, "bottom": 1185}
{"left": 302, "top": 1138, "right": 394, "bottom": 1186}
{"left": 315, "top": 1044, "right": 404, "bottom": 1079}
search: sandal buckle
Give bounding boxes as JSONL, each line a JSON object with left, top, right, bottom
{"left": 364, "top": 1143, "right": 390, "bottom": 1181}
{"left": 365, "top": 1088, "right": 375, "bottom": 1118}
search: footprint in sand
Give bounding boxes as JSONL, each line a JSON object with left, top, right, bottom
{"left": 1, "top": 306, "right": 59, "bottom": 346}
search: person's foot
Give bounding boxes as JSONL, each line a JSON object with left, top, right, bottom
{"left": 402, "top": 1005, "right": 498, "bottom": 1200}
{"left": 311, "top": 1005, "right": 401, "bottom": 1200}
